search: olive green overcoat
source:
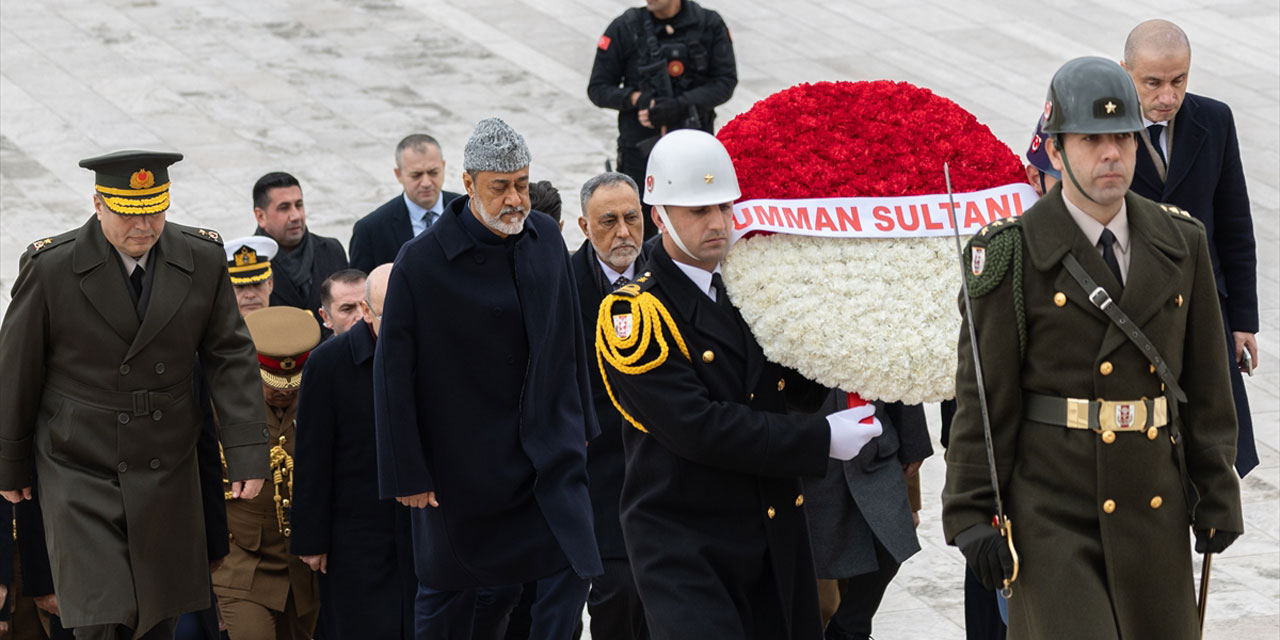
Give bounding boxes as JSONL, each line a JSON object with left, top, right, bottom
{"left": 942, "top": 187, "right": 1243, "bottom": 640}
{"left": 0, "top": 216, "right": 268, "bottom": 637}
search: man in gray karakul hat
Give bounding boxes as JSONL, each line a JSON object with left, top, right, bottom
{"left": 372, "top": 117, "right": 603, "bottom": 638}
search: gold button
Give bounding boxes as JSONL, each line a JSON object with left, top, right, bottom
{"left": 1170, "top": 435, "right": 1176, "bottom": 445}
{"left": 1053, "top": 292, "right": 1066, "bottom": 307}
{"left": 1150, "top": 496, "right": 1163, "bottom": 509}
{"left": 702, "top": 350, "right": 715, "bottom": 363}
{"left": 1149, "top": 364, "right": 1156, "bottom": 374}
{"left": 777, "top": 378, "right": 786, "bottom": 391}
{"left": 1101, "top": 430, "right": 1116, "bottom": 444}
{"left": 795, "top": 494, "right": 804, "bottom": 507}
{"left": 1103, "top": 499, "right": 1116, "bottom": 514}
{"left": 748, "top": 393, "right": 754, "bottom": 401}
{"left": 283, "top": 528, "right": 291, "bottom": 537}
{"left": 1175, "top": 294, "right": 1183, "bottom": 307}
{"left": 767, "top": 507, "right": 776, "bottom": 519}
{"left": 1147, "top": 427, "right": 1159, "bottom": 440}
{"left": 1099, "top": 361, "right": 1114, "bottom": 376}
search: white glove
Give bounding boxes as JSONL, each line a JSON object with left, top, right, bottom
{"left": 826, "top": 404, "right": 883, "bottom": 460}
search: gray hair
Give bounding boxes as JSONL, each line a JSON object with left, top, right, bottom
{"left": 579, "top": 171, "right": 640, "bottom": 213}
{"left": 463, "top": 118, "right": 531, "bottom": 174}
{"left": 394, "top": 134, "right": 442, "bottom": 169}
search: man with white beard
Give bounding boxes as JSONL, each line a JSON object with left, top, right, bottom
{"left": 374, "top": 117, "right": 602, "bottom": 639}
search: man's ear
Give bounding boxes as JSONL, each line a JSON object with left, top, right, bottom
{"left": 317, "top": 307, "right": 333, "bottom": 329}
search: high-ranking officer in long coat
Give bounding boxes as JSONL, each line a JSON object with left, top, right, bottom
{"left": 942, "top": 58, "right": 1243, "bottom": 640}
{"left": 214, "top": 306, "right": 321, "bottom": 639}
{"left": 1121, "top": 19, "right": 1260, "bottom": 476}
{"left": 292, "top": 265, "right": 415, "bottom": 639}
{"left": 0, "top": 151, "right": 269, "bottom": 640}
{"left": 596, "top": 130, "right": 884, "bottom": 640}
{"left": 374, "top": 118, "right": 602, "bottom": 638}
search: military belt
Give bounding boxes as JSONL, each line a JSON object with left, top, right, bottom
{"left": 1024, "top": 391, "right": 1167, "bottom": 432}
{"left": 45, "top": 371, "right": 190, "bottom": 416}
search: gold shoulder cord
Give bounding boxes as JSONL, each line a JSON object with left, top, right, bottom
{"left": 594, "top": 290, "right": 691, "bottom": 433}
{"left": 220, "top": 437, "right": 295, "bottom": 537}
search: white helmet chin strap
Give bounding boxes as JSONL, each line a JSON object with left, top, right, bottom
{"left": 654, "top": 204, "right": 702, "bottom": 263}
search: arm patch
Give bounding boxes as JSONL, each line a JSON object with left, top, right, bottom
{"left": 965, "top": 218, "right": 1022, "bottom": 297}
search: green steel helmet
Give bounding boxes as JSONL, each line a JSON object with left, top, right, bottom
{"left": 1042, "top": 56, "right": 1143, "bottom": 135}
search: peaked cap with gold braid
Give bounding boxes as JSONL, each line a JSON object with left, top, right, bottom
{"left": 594, "top": 271, "right": 690, "bottom": 433}
{"left": 245, "top": 307, "right": 320, "bottom": 390}
{"left": 80, "top": 149, "right": 183, "bottom": 215}
{"left": 224, "top": 236, "right": 278, "bottom": 285}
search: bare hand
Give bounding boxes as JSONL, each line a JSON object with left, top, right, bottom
{"left": 0, "top": 584, "right": 8, "bottom": 608}
{"left": 638, "top": 108, "right": 654, "bottom": 129}
{"left": 902, "top": 461, "right": 922, "bottom": 479}
{"left": 300, "top": 553, "right": 328, "bottom": 574}
{"left": 1234, "top": 332, "right": 1259, "bottom": 371}
{"left": 912, "top": 511, "right": 921, "bottom": 528}
{"left": 396, "top": 491, "right": 438, "bottom": 509}
{"left": 629, "top": 91, "right": 642, "bottom": 107}
{"left": 231, "top": 478, "right": 265, "bottom": 500}
{"left": 33, "top": 593, "right": 58, "bottom": 617}
{"left": 0, "top": 619, "right": 9, "bottom": 635}
{"left": 1, "top": 487, "right": 31, "bottom": 504}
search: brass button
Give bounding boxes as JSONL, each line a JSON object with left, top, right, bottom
{"left": 282, "top": 498, "right": 290, "bottom": 507}
{"left": 1147, "top": 427, "right": 1159, "bottom": 440}
{"left": 229, "top": 532, "right": 234, "bottom": 541}
{"left": 767, "top": 507, "right": 776, "bottom": 519}
{"left": 1099, "top": 361, "right": 1114, "bottom": 376}
{"left": 1053, "top": 292, "right": 1066, "bottom": 307}
{"left": 748, "top": 393, "right": 754, "bottom": 401}
{"left": 283, "top": 528, "right": 291, "bottom": 537}
{"left": 1101, "top": 430, "right": 1116, "bottom": 444}
{"left": 1150, "top": 496, "right": 1163, "bottom": 509}
{"left": 702, "top": 350, "right": 715, "bottom": 363}
{"left": 795, "top": 494, "right": 804, "bottom": 507}
{"left": 1102, "top": 499, "right": 1116, "bottom": 514}
{"left": 1175, "top": 294, "right": 1183, "bottom": 307}
{"left": 777, "top": 378, "right": 786, "bottom": 391}
{"left": 1149, "top": 364, "right": 1156, "bottom": 374}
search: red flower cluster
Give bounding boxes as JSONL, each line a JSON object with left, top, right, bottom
{"left": 717, "top": 81, "right": 1026, "bottom": 200}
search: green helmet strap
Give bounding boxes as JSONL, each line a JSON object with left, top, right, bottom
{"left": 1055, "top": 134, "right": 1099, "bottom": 205}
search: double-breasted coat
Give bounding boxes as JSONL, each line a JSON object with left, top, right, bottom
{"left": 374, "top": 197, "right": 602, "bottom": 589}
{"left": 598, "top": 244, "right": 831, "bottom": 640}
{"left": 292, "top": 319, "right": 415, "bottom": 638}
{"left": 941, "top": 188, "right": 1243, "bottom": 639}
{"left": 0, "top": 216, "right": 269, "bottom": 636}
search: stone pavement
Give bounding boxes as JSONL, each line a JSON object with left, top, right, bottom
{"left": 1, "top": 0, "right": 1276, "bottom": 636}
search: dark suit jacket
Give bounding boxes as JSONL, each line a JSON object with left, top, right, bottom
{"left": 256, "top": 228, "right": 348, "bottom": 333}
{"left": 602, "top": 244, "right": 830, "bottom": 639}
{"left": 374, "top": 197, "right": 601, "bottom": 589}
{"left": 292, "top": 319, "right": 415, "bottom": 639}
{"left": 348, "top": 191, "right": 463, "bottom": 273}
{"left": 1132, "top": 92, "right": 1257, "bottom": 333}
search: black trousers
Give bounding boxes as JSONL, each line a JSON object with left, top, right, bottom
{"left": 963, "top": 567, "right": 1007, "bottom": 640}
{"left": 414, "top": 584, "right": 522, "bottom": 640}
{"left": 824, "top": 539, "right": 900, "bottom": 640}
{"left": 587, "top": 559, "right": 647, "bottom": 640}
{"left": 74, "top": 618, "right": 179, "bottom": 640}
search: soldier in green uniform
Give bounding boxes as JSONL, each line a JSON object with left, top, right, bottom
{"left": 214, "top": 306, "right": 321, "bottom": 640}
{"left": 0, "top": 150, "right": 269, "bottom": 640}
{"left": 942, "top": 57, "right": 1243, "bottom": 639}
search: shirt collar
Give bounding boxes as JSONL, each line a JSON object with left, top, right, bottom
{"left": 671, "top": 260, "right": 720, "bottom": 301}
{"left": 115, "top": 248, "right": 150, "bottom": 272}
{"left": 1061, "top": 192, "right": 1129, "bottom": 253}
{"left": 403, "top": 191, "right": 444, "bottom": 222}
{"left": 595, "top": 255, "right": 636, "bottom": 285}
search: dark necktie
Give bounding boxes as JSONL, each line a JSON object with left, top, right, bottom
{"left": 1146, "top": 123, "right": 1166, "bottom": 168}
{"left": 612, "top": 275, "right": 630, "bottom": 290}
{"left": 424, "top": 210, "right": 438, "bottom": 229}
{"left": 710, "top": 272, "right": 731, "bottom": 310}
{"left": 1098, "top": 229, "right": 1123, "bottom": 290}
{"left": 129, "top": 265, "right": 145, "bottom": 300}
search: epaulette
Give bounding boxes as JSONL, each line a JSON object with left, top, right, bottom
{"left": 183, "top": 226, "right": 224, "bottom": 245}
{"left": 610, "top": 270, "right": 658, "bottom": 298}
{"left": 1158, "top": 203, "right": 1203, "bottom": 229}
{"left": 24, "top": 229, "right": 76, "bottom": 258}
{"left": 965, "top": 216, "right": 1022, "bottom": 297}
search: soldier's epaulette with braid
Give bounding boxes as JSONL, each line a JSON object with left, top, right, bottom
{"left": 964, "top": 216, "right": 1027, "bottom": 359}
{"left": 1158, "top": 203, "right": 1202, "bottom": 228}
{"left": 610, "top": 270, "right": 657, "bottom": 298}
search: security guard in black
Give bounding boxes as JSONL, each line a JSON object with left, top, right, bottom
{"left": 588, "top": 0, "right": 737, "bottom": 238}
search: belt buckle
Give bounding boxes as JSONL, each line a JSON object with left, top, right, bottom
{"left": 1088, "top": 287, "right": 1112, "bottom": 310}
{"left": 131, "top": 390, "right": 150, "bottom": 416}
{"left": 1099, "top": 400, "right": 1147, "bottom": 432}
{"left": 1065, "top": 398, "right": 1091, "bottom": 429}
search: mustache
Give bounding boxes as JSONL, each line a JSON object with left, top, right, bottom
{"left": 500, "top": 205, "right": 527, "bottom": 216}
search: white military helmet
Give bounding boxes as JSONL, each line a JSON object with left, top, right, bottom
{"left": 642, "top": 129, "right": 741, "bottom": 206}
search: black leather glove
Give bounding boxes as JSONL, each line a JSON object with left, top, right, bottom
{"left": 647, "top": 96, "right": 687, "bottom": 127}
{"left": 955, "top": 523, "right": 1014, "bottom": 591}
{"left": 1194, "top": 528, "right": 1239, "bottom": 554}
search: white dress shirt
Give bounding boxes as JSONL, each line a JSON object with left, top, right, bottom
{"left": 1142, "top": 116, "right": 1170, "bottom": 163}
{"left": 1062, "top": 192, "right": 1130, "bottom": 283}
{"left": 671, "top": 260, "right": 722, "bottom": 302}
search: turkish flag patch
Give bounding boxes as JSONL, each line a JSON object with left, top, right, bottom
{"left": 598, "top": 35, "right": 611, "bottom": 51}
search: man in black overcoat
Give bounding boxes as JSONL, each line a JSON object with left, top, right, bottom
{"left": 374, "top": 118, "right": 602, "bottom": 639}
{"left": 595, "top": 130, "right": 884, "bottom": 640}
{"left": 1122, "top": 19, "right": 1260, "bottom": 475}
{"left": 349, "top": 134, "right": 463, "bottom": 272}
{"left": 292, "top": 264, "right": 415, "bottom": 639}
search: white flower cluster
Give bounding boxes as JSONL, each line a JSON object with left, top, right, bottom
{"left": 721, "top": 234, "right": 960, "bottom": 404}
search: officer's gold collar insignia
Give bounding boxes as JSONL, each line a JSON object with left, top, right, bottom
{"left": 32, "top": 238, "right": 54, "bottom": 252}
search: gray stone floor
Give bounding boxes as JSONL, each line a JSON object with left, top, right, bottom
{"left": 1, "top": 0, "right": 1276, "bottom": 636}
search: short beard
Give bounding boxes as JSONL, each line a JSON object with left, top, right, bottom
{"left": 476, "top": 197, "right": 528, "bottom": 235}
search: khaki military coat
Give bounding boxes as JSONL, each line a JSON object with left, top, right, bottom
{"left": 0, "top": 217, "right": 269, "bottom": 636}
{"left": 214, "top": 399, "right": 319, "bottom": 633}
{"left": 942, "top": 187, "right": 1243, "bottom": 640}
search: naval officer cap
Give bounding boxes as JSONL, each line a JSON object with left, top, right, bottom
{"left": 463, "top": 118, "right": 532, "bottom": 174}
{"left": 244, "top": 307, "right": 321, "bottom": 390}
{"left": 79, "top": 150, "right": 184, "bottom": 215}
{"left": 224, "top": 236, "right": 279, "bottom": 286}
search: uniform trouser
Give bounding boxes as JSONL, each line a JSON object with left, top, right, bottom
{"left": 821, "top": 538, "right": 901, "bottom": 640}
{"left": 587, "top": 559, "right": 647, "bottom": 640}
{"left": 219, "top": 593, "right": 316, "bottom": 640}
{"left": 72, "top": 618, "right": 178, "bottom": 640}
